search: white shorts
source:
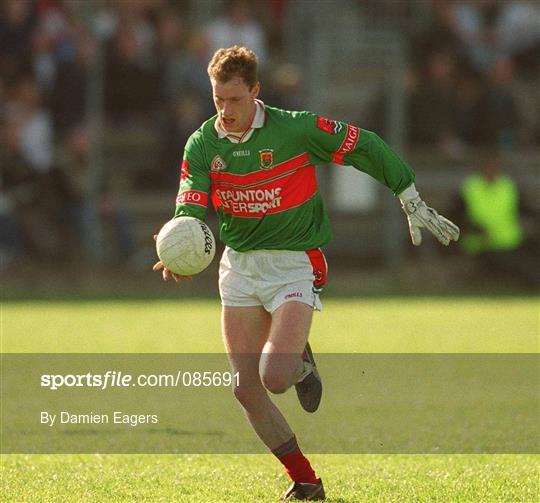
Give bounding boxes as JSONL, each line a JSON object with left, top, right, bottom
{"left": 219, "top": 247, "right": 328, "bottom": 313}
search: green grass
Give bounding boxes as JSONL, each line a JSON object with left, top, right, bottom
{"left": 2, "top": 297, "right": 538, "bottom": 352}
{"left": 2, "top": 454, "right": 538, "bottom": 502}
{"left": 2, "top": 297, "right": 539, "bottom": 501}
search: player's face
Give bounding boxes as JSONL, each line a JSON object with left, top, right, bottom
{"left": 211, "top": 77, "right": 260, "bottom": 133}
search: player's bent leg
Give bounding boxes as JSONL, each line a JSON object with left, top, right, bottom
{"left": 222, "top": 306, "right": 295, "bottom": 448}
{"left": 223, "top": 305, "right": 322, "bottom": 492}
{"left": 260, "top": 301, "right": 314, "bottom": 394}
{"left": 260, "top": 301, "right": 323, "bottom": 413}
{"left": 223, "top": 306, "right": 269, "bottom": 411}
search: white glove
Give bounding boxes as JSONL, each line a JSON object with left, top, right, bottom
{"left": 399, "top": 184, "right": 460, "bottom": 246}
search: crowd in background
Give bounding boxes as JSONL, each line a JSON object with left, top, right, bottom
{"left": 0, "top": 0, "right": 279, "bottom": 266}
{"left": 365, "top": 1, "right": 540, "bottom": 155}
{"left": 406, "top": 0, "right": 540, "bottom": 154}
{"left": 1, "top": 0, "right": 539, "bottom": 273}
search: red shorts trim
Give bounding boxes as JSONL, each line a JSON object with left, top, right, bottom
{"left": 305, "top": 248, "right": 328, "bottom": 289}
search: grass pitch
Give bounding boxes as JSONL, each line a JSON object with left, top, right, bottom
{"left": 3, "top": 454, "right": 538, "bottom": 502}
{"left": 2, "top": 297, "right": 539, "bottom": 501}
{"left": 2, "top": 297, "right": 537, "bottom": 353}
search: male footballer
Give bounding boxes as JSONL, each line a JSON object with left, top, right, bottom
{"left": 154, "top": 46, "right": 459, "bottom": 501}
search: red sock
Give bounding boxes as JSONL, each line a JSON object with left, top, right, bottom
{"left": 271, "top": 435, "right": 319, "bottom": 484}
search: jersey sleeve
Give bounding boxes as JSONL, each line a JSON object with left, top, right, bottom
{"left": 174, "top": 131, "right": 211, "bottom": 220}
{"left": 303, "top": 112, "right": 415, "bottom": 196}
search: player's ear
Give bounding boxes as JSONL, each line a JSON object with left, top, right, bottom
{"left": 251, "top": 82, "right": 260, "bottom": 99}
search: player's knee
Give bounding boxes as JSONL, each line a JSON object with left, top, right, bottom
{"left": 259, "top": 353, "right": 296, "bottom": 394}
{"left": 232, "top": 384, "right": 262, "bottom": 410}
{"left": 260, "top": 370, "right": 289, "bottom": 395}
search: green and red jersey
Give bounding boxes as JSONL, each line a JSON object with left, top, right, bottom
{"left": 174, "top": 102, "right": 415, "bottom": 252}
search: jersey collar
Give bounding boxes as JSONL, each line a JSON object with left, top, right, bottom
{"left": 215, "top": 99, "right": 266, "bottom": 143}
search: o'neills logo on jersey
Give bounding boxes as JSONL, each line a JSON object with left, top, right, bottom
{"left": 233, "top": 149, "right": 250, "bottom": 157}
{"left": 259, "top": 149, "right": 274, "bottom": 169}
{"left": 215, "top": 187, "right": 282, "bottom": 214}
{"left": 211, "top": 155, "right": 227, "bottom": 172}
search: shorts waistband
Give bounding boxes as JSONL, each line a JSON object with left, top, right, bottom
{"left": 224, "top": 246, "right": 318, "bottom": 256}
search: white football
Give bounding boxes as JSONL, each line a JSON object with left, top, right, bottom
{"left": 156, "top": 217, "right": 216, "bottom": 276}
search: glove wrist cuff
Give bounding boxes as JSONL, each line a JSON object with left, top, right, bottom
{"left": 398, "top": 183, "right": 419, "bottom": 204}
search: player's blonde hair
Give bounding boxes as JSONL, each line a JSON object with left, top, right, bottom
{"left": 207, "top": 45, "right": 258, "bottom": 88}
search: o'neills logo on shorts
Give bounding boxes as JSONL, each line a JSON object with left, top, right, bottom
{"left": 285, "top": 292, "right": 303, "bottom": 300}
{"left": 215, "top": 187, "right": 282, "bottom": 215}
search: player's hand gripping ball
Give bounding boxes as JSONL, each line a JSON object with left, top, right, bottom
{"left": 155, "top": 217, "right": 216, "bottom": 276}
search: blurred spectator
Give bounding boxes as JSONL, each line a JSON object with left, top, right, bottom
{"left": 205, "top": 0, "right": 268, "bottom": 65}
{"left": 146, "top": 90, "right": 208, "bottom": 190}
{"left": 409, "top": 0, "right": 539, "bottom": 149}
{"left": 452, "top": 148, "right": 539, "bottom": 287}
{"left": 8, "top": 75, "right": 53, "bottom": 172}
{"left": 497, "top": 1, "right": 540, "bottom": 58}
{"left": 454, "top": 0, "right": 506, "bottom": 72}
{"left": 0, "top": 0, "right": 35, "bottom": 82}
{"left": 477, "top": 58, "right": 521, "bottom": 148}
{"left": 158, "top": 28, "right": 213, "bottom": 115}
{"left": 31, "top": 19, "right": 57, "bottom": 93}
{"left": 263, "top": 63, "right": 304, "bottom": 111}
{"left": 153, "top": 23, "right": 214, "bottom": 189}
{"left": 2, "top": 77, "right": 78, "bottom": 262}
{"left": 31, "top": 0, "right": 73, "bottom": 93}
{"left": 59, "top": 126, "right": 137, "bottom": 264}
{"left": 408, "top": 51, "right": 463, "bottom": 154}
{"left": 454, "top": 69, "right": 483, "bottom": 145}
{"left": 104, "top": 17, "right": 159, "bottom": 124}
{"left": 51, "top": 26, "right": 93, "bottom": 137}
{"left": 453, "top": 0, "right": 540, "bottom": 73}
{"left": 156, "top": 12, "right": 212, "bottom": 111}
{"left": 96, "top": 0, "right": 160, "bottom": 48}
{"left": 264, "top": 0, "right": 289, "bottom": 53}
{"left": 0, "top": 116, "right": 34, "bottom": 266}
{"left": 155, "top": 8, "right": 186, "bottom": 101}
{"left": 413, "top": 0, "right": 464, "bottom": 65}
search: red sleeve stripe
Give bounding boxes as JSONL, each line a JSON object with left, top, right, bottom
{"left": 180, "top": 160, "right": 189, "bottom": 181}
{"left": 176, "top": 190, "right": 208, "bottom": 207}
{"left": 331, "top": 124, "right": 360, "bottom": 165}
